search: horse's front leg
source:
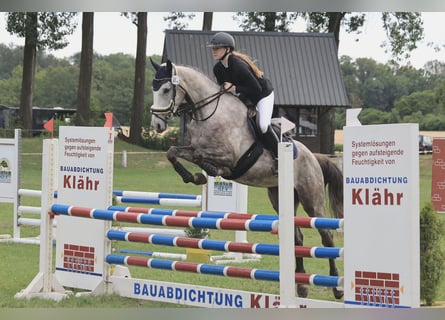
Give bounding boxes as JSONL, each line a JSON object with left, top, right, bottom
{"left": 166, "top": 146, "right": 207, "bottom": 185}
{"left": 200, "top": 161, "right": 232, "bottom": 178}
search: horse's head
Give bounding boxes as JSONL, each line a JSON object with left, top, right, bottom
{"left": 150, "top": 59, "right": 185, "bottom": 133}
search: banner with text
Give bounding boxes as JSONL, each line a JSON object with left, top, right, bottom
{"left": 343, "top": 123, "right": 419, "bottom": 308}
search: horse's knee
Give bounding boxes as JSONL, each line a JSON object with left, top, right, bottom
{"left": 166, "top": 147, "right": 178, "bottom": 161}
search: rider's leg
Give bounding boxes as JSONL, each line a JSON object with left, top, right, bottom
{"left": 257, "top": 91, "right": 278, "bottom": 175}
{"left": 262, "top": 125, "right": 279, "bottom": 159}
{"left": 256, "top": 91, "right": 275, "bottom": 134}
{"left": 257, "top": 91, "right": 278, "bottom": 157}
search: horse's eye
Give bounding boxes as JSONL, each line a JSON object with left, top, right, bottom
{"left": 162, "top": 87, "right": 170, "bottom": 95}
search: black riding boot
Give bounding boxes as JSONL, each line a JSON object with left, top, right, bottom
{"left": 262, "top": 126, "right": 279, "bottom": 175}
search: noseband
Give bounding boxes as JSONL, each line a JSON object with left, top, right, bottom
{"left": 151, "top": 66, "right": 229, "bottom": 122}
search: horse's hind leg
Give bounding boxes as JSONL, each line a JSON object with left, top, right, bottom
{"left": 317, "top": 228, "right": 344, "bottom": 299}
{"left": 298, "top": 183, "right": 343, "bottom": 299}
{"left": 267, "top": 187, "right": 308, "bottom": 298}
{"left": 301, "top": 199, "right": 344, "bottom": 299}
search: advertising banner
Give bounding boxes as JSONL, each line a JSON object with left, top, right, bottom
{"left": 55, "top": 126, "right": 114, "bottom": 290}
{"left": 343, "top": 122, "right": 419, "bottom": 308}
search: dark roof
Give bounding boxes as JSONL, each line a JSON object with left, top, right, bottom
{"left": 162, "top": 30, "right": 350, "bottom": 108}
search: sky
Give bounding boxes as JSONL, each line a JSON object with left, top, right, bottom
{"left": 0, "top": 12, "right": 444, "bottom": 69}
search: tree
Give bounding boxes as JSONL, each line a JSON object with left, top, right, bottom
{"left": 122, "top": 12, "right": 147, "bottom": 145}
{"left": 75, "top": 12, "right": 94, "bottom": 126}
{"left": 235, "top": 12, "right": 298, "bottom": 32}
{"left": 0, "top": 43, "right": 23, "bottom": 79}
{"left": 236, "top": 12, "right": 424, "bottom": 153}
{"left": 34, "top": 65, "right": 78, "bottom": 108}
{"left": 163, "top": 12, "right": 214, "bottom": 146}
{"left": 91, "top": 53, "right": 135, "bottom": 124}
{"left": 0, "top": 65, "right": 22, "bottom": 106}
{"left": 6, "top": 12, "right": 77, "bottom": 132}
{"left": 164, "top": 12, "right": 196, "bottom": 30}
{"left": 394, "top": 90, "right": 437, "bottom": 119}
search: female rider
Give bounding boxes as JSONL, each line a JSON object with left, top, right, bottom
{"left": 208, "top": 32, "right": 278, "bottom": 160}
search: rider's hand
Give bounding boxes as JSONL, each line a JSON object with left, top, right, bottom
{"left": 223, "top": 82, "right": 236, "bottom": 93}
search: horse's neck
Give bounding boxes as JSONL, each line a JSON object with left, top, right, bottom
{"left": 180, "top": 67, "right": 251, "bottom": 136}
{"left": 179, "top": 67, "right": 219, "bottom": 100}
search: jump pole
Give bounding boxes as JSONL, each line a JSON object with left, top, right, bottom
{"left": 15, "top": 126, "right": 304, "bottom": 307}
{"left": 16, "top": 120, "right": 421, "bottom": 308}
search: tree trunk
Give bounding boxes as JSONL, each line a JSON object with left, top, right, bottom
{"left": 75, "top": 12, "right": 94, "bottom": 126}
{"left": 318, "top": 106, "right": 335, "bottom": 154}
{"left": 179, "top": 11, "right": 213, "bottom": 144}
{"left": 129, "top": 12, "right": 147, "bottom": 145}
{"left": 19, "top": 12, "right": 37, "bottom": 134}
{"left": 327, "top": 12, "right": 344, "bottom": 48}
{"left": 202, "top": 12, "right": 213, "bottom": 30}
{"left": 318, "top": 12, "right": 344, "bottom": 154}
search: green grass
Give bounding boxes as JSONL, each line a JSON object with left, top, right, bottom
{"left": 0, "top": 137, "right": 444, "bottom": 308}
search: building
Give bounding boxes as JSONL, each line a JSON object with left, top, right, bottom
{"left": 161, "top": 30, "right": 350, "bottom": 152}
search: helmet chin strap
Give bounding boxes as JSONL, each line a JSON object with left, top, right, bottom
{"left": 219, "top": 48, "right": 231, "bottom": 61}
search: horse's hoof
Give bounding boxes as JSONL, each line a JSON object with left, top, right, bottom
{"left": 333, "top": 288, "right": 344, "bottom": 299}
{"left": 194, "top": 173, "right": 207, "bottom": 185}
{"left": 297, "top": 284, "right": 308, "bottom": 298}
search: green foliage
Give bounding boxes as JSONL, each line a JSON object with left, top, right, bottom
{"left": 381, "top": 12, "right": 424, "bottom": 60}
{"left": 0, "top": 43, "right": 23, "bottom": 79}
{"left": 164, "top": 12, "right": 196, "bottom": 30}
{"left": 91, "top": 54, "right": 135, "bottom": 123}
{"left": 141, "top": 127, "right": 180, "bottom": 150}
{"left": 394, "top": 90, "right": 437, "bottom": 119}
{"left": 0, "top": 47, "right": 159, "bottom": 128}
{"left": 184, "top": 227, "right": 209, "bottom": 239}
{"left": 1, "top": 21, "right": 444, "bottom": 131}
{"left": 337, "top": 56, "right": 445, "bottom": 128}
{"left": 6, "top": 12, "right": 78, "bottom": 50}
{"left": 235, "top": 12, "right": 298, "bottom": 32}
{"left": 357, "top": 108, "right": 393, "bottom": 125}
{"left": 419, "top": 203, "right": 445, "bottom": 306}
{"left": 34, "top": 65, "right": 79, "bottom": 107}
{"left": 0, "top": 65, "right": 22, "bottom": 106}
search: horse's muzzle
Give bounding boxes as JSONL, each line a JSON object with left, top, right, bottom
{"left": 150, "top": 100, "right": 175, "bottom": 115}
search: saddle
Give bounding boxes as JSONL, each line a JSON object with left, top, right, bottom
{"left": 222, "top": 116, "right": 297, "bottom": 180}
{"left": 248, "top": 117, "right": 298, "bottom": 159}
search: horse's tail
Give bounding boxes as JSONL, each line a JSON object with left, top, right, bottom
{"left": 314, "top": 153, "right": 343, "bottom": 219}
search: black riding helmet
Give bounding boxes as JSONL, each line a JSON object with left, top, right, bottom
{"left": 207, "top": 32, "right": 235, "bottom": 50}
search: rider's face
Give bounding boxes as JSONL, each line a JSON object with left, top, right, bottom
{"left": 211, "top": 47, "right": 227, "bottom": 60}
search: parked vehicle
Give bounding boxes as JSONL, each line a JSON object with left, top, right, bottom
{"left": 419, "top": 134, "right": 433, "bottom": 153}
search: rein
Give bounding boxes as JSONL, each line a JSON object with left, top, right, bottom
{"left": 175, "top": 84, "right": 227, "bottom": 121}
{"left": 151, "top": 67, "right": 229, "bottom": 122}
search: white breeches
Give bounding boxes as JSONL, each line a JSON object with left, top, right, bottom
{"left": 256, "top": 91, "right": 275, "bottom": 134}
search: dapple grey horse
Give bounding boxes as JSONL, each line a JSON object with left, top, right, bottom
{"left": 149, "top": 60, "right": 344, "bottom": 299}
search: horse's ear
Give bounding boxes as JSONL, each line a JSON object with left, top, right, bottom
{"left": 166, "top": 60, "right": 173, "bottom": 76}
{"left": 150, "top": 58, "right": 160, "bottom": 71}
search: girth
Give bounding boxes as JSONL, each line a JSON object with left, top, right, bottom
{"left": 222, "top": 141, "right": 264, "bottom": 180}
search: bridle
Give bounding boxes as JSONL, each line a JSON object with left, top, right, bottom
{"left": 151, "top": 66, "right": 229, "bottom": 122}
